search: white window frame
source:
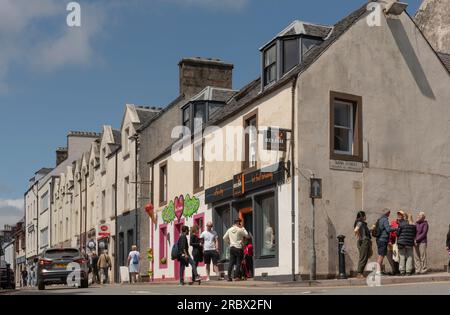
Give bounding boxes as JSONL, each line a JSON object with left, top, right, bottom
{"left": 333, "top": 100, "right": 354, "bottom": 156}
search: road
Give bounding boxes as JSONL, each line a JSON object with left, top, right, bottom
{"left": 4, "top": 281, "right": 450, "bottom": 295}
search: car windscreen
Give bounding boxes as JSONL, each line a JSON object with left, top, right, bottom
{"left": 44, "top": 249, "right": 79, "bottom": 259}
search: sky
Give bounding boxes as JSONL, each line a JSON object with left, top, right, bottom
{"left": 0, "top": 0, "right": 422, "bottom": 227}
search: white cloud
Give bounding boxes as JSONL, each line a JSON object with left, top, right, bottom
{"left": 0, "top": 0, "right": 104, "bottom": 91}
{"left": 0, "top": 198, "right": 23, "bottom": 227}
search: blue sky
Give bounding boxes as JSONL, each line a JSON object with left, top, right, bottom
{"left": 0, "top": 0, "right": 421, "bottom": 226}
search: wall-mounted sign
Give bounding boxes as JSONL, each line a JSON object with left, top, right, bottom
{"left": 233, "top": 173, "right": 245, "bottom": 198}
{"left": 205, "top": 162, "right": 285, "bottom": 204}
{"left": 162, "top": 194, "right": 200, "bottom": 224}
{"left": 330, "top": 160, "right": 363, "bottom": 172}
{"left": 97, "top": 224, "right": 110, "bottom": 240}
{"left": 264, "top": 128, "right": 288, "bottom": 152}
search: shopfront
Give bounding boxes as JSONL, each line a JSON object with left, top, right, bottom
{"left": 205, "top": 162, "right": 285, "bottom": 276}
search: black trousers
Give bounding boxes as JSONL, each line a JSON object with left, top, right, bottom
{"left": 228, "top": 247, "right": 243, "bottom": 280}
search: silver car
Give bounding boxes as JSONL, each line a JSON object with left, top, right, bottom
{"left": 37, "top": 248, "right": 89, "bottom": 290}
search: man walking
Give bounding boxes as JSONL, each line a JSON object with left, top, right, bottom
{"left": 200, "top": 222, "right": 223, "bottom": 281}
{"left": 414, "top": 212, "right": 429, "bottom": 274}
{"left": 90, "top": 252, "right": 100, "bottom": 284}
{"left": 97, "top": 250, "right": 112, "bottom": 284}
{"left": 21, "top": 269, "right": 28, "bottom": 288}
{"left": 375, "top": 209, "right": 397, "bottom": 275}
{"left": 223, "top": 218, "right": 248, "bottom": 281}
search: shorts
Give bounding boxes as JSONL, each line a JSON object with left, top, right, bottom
{"left": 376, "top": 239, "right": 388, "bottom": 257}
{"left": 203, "top": 250, "right": 219, "bottom": 265}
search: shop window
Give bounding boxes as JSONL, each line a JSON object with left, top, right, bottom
{"left": 255, "top": 192, "right": 276, "bottom": 258}
{"left": 159, "top": 225, "right": 168, "bottom": 269}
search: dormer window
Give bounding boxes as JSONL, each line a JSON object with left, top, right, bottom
{"left": 181, "top": 101, "right": 225, "bottom": 134}
{"left": 282, "top": 38, "right": 299, "bottom": 74}
{"left": 264, "top": 45, "right": 277, "bottom": 86}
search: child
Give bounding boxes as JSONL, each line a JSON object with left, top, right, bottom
{"left": 447, "top": 225, "right": 450, "bottom": 273}
{"left": 242, "top": 236, "right": 254, "bottom": 279}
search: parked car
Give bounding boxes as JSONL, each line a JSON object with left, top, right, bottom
{"left": 37, "top": 248, "right": 89, "bottom": 290}
{"left": 0, "top": 261, "right": 16, "bottom": 290}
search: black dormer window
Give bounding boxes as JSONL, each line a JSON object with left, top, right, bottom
{"left": 264, "top": 45, "right": 277, "bottom": 86}
{"left": 282, "top": 38, "right": 299, "bottom": 74}
{"left": 181, "top": 101, "right": 225, "bottom": 134}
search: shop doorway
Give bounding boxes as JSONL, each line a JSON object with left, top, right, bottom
{"left": 173, "top": 220, "right": 184, "bottom": 280}
{"left": 237, "top": 202, "right": 253, "bottom": 238}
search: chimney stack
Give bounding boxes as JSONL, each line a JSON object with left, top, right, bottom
{"left": 178, "top": 57, "right": 233, "bottom": 97}
{"left": 56, "top": 147, "right": 68, "bottom": 166}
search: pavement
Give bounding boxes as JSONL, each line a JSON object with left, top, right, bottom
{"left": 2, "top": 272, "right": 450, "bottom": 295}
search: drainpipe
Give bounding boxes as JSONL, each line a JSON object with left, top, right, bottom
{"left": 291, "top": 76, "right": 298, "bottom": 282}
{"left": 35, "top": 185, "right": 39, "bottom": 259}
{"left": 85, "top": 172, "right": 88, "bottom": 253}
{"left": 150, "top": 162, "right": 155, "bottom": 282}
{"left": 134, "top": 134, "right": 139, "bottom": 247}
{"left": 114, "top": 150, "right": 119, "bottom": 283}
{"left": 79, "top": 175, "right": 83, "bottom": 253}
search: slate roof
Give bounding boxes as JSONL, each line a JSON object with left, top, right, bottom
{"left": 134, "top": 107, "right": 162, "bottom": 127}
{"left": 437, "top": 52, "right": 450, "bottom": 73}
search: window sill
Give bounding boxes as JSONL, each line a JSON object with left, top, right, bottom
{"left": 330, "top": 153, "right": 362, "bottom": 163}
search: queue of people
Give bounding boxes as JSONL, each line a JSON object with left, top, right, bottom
{"left": 354, "top": 208, "right": 448, "bottom": 278}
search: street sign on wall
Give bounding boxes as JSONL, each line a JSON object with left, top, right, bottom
{"left": 97, "top": 224, "right": 110, "bottom": 240}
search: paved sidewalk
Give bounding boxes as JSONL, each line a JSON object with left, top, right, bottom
{"left": 138, "top": 272, "right": 450, "bottom": 288}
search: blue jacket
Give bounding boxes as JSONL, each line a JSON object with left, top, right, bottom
{"left": 377, "top": 215, "right": 396, "bottom": 242}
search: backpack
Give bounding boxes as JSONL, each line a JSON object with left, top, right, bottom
{"left": 132, "top": 252, "right": 139, "bottom": 264}
{"left": 372, "top": 219, "right": 381, "bottom": 238}
{"left": 171, "top": 243, "right": 179, "bottom": 261}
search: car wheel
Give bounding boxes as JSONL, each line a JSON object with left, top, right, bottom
{"left": 81, "top": 278, "right": 89, "bottom": 288}
{"left": 38, "top": 281, "right": 45, "bottom": 290}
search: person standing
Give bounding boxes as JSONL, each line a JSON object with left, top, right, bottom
{"left": 414, "top": 212, "right": 429, "bottom": 274}
{"left": 90, "top": 252, "right": 100, "bottom": 284}
{"left": 353, "top": 211, "right": 372, "bottom": 278}
{"left": 177, "top": 226, "right": 201, "bottom": 286}
{"left": 127, "top": 245, "right": 140, "bottom": 284}
{"left": 223, "top": 218, "right": 248, "bottom": 281}
{"left": 397, "top": 214, "right": 417, "bottom": 276}
{"left": 374, "top": 209, "right": 397, "bottom": 275}
{"left": 386, "top": 211, "right": 406, "bottom": 275}
{"left": 200, "top": 222, "right": 223, "bottom": 281}
{"left": 190, "top": 225, "right": 203, "bottom": 282}
{"left": 21, "top": 269, "right": 28, "bottom": 288}
{"left": 446, "top": 224, "right": 450, "bottom": 273}
{"left": 97, "top": 250, "right": 112, "bottom": 284}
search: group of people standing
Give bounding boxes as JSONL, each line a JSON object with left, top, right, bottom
{"left": 175, "top": 218, "right": 254, "bottom": 285}
{"left": 354, "top": 208, "right": 444, "bottom": 278}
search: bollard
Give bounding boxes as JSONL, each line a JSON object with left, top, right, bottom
{"left": 337, "top": 235, "right": 347, "bottom": 279}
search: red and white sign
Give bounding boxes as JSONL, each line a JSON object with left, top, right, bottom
{"left": 97, "top": 224, "right": 110, "bottom": 239}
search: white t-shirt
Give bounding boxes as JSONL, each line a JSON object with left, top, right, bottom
{"left": 200, "top": 230, "right": 218, "bottom": 251}
{"left": 128, "top": 251, "right": 140, "bottom": 265}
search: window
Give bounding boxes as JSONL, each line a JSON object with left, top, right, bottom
{"left": 255, "top": 193, "right": 276, "bottom": 258}
{"left": 283, "top": 38, "right": 299, "bottom": 74}
{"left": 111, "top": 184, "right": 116, "bottom": 215}
{"left": 183, "top": 107, "right": 191, "bottom": 129}
{"left": 193, "top": 103, "right": 207, "bottom": 131}
{"left": 101, "top": 190, "right": 106, "bottom": 219}
{"left": 101, "top": 148, "right": 107, "bottom": 172}
{"left": 208, "top": 102, "right": 222, "bottom": 118}
{"left": 159, "top": 162, "right": 167, "bottom": 206}
{"left": 123, "top": 128, "right": 130, "bottom": 155}
{"left": 215, "top": 205, "right": 231, "bottom": 261}
{"left": 159, "top": 225, "right": 168, "bottom": 269}
{"left": 124, "top": 177, "right": 129, "bottom": 210}
{"left": 193, "top": 142, "right": 204, "bottom": 192}
{"left": 40, "top": 227, "right": 49, "bottom": 248}
{"left": 41, "top": 191, "right": 49, "bottom": 212}
{"left": 264, "top": 45, "right": 277, "bottom": 86}
{"left": 243, "top": 111, "right": 258, "bottom": 170}
{"left": 302, "top": 37, "right": 322, "bottom": 56}
{"left": 330, "top": 92, "right": 363, "bottom": 162}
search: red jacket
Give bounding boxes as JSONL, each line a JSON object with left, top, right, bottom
{"left": 244, "top": 244, "right": 253, "bottom": 257}
{"left": 389, "top": 220, "right": 399, "bottom": 244}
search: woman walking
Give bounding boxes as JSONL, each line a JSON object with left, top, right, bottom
{"left": 127, "top": 245, "right": 141, "bottom": 284}
{"left": 354, "top": 211, "right": 372, "bottom": 278}
{"left": 397, "top": 214, "right": 417, "bottom": 276}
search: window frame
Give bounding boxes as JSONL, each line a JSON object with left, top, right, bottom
{"left": 281, "top": 36, "right": 300, "bottom": 75}
{"left": 242, "top": 109, "right": 259, "bottom": 172}
{"left": 263, "top": 44, "right": 277, "bottom": 87}
{"left": 193, "top": 140, "right": 205, "bottom": 194}
{"left": 330, "top": 91, "right": 363, "bottom": 162}
{"left": 159, "top": 224, "right": 168, "bottom": 269}
{"left": 159, "top": 161, "right": 168, "bottom": 207}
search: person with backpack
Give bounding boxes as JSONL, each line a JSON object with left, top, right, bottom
{"left": 397, "top": 213, "right": 417, "bottom": 276}
{"left": 353, "top": 211, "right": 372, "bottom": 278}
{"left": 373, "top": 208, "right": 397, "bottom": 275}
{"left": 97, "top": 250, "right": 112, "bottom": 284}
{"left": 177, "top": 226, "right": 201, "bottom": 286}
{"left": 127, "top": 245, "right": 140, "bottom": 284}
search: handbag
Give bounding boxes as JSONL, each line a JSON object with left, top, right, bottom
{"left": 392, "top": 241, "right": 400, "bottom": 263}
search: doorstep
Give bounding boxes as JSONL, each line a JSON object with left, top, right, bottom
{"left": 140, "top": 272, "right": 450, "bottom": 288}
